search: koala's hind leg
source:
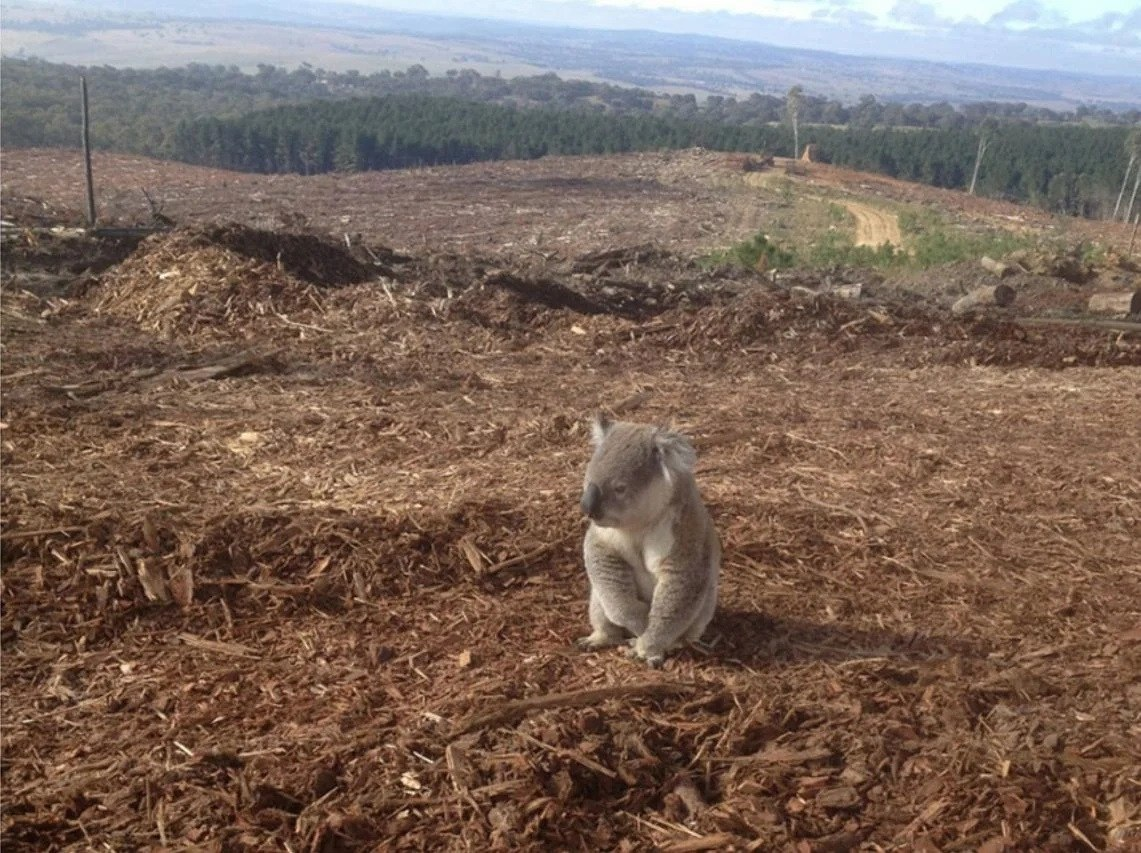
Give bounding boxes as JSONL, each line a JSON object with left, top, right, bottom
{"left": 578, "top": 547, "right": 651, "bottom": 650}
{"left": 684, "top": 576, "right": 718, "bottom": 643}
{"left": 576, "top": 588, "right": 632, "bottom": 649}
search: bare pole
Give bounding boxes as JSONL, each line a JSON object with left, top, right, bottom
{"left": 1113, "top": 154, "right": 1134, "bottom": 221}
{"left": 81, "top": 76, "right": 97, "bottom": 226}
{"left": 968, "top": 134, "right": 988, "bottom": 196}
{"left": 1125, "top": 165, "right": 1141, "bottom": 225}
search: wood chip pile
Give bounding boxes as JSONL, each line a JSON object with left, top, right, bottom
{"left": 92, "top": 226, "right": 379, "bottom": 337}
{"left": 2, "top": 222, "right": 1140, "bottom": 852}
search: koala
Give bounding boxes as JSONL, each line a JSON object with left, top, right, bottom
{"left": 577, "top": 414, "right": 721, "bottom": 668}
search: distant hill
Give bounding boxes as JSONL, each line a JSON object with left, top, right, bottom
{"left": 2, "top": 0, "right": 1140, "bottom": 110}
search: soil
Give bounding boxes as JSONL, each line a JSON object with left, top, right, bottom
{"left": 2, "top": 148, "right": 1140, "bottom": 852}
{"left": 840, "top": 201, "right": 901, "bottom": 248}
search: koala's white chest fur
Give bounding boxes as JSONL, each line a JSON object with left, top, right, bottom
{"left": 590, "top": 507, "right": 678, "bottom": 601}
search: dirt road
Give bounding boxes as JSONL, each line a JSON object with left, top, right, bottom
{"left": 842, "top": 200, "right": 902, "bottom": 247}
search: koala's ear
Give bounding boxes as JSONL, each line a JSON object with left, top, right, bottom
{"left": 653, "top": 428, "right": 697, "bottom": 474}
{"left": 590, "top": 412, "right": 613, "bottom": 446}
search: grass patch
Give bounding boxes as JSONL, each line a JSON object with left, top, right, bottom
{"left": 901, "top": 208, "right": 1039, "bottom": 267}
{"left": 705, "top": 232, "right": 794, "bottom": 270}
{"left": 827, "top": 202, "right": 851, "bottom": 224}
{"left": 712, "top": 206, "right": 1044, "bottom": 272}
{"left": 802, "top": 229, "right": 899, "bottom": 268}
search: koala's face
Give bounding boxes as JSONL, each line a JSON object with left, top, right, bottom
{"left": 581, "top": 421, "right": 673, "bottom": 529}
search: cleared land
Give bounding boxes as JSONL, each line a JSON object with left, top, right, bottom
{"left": 1, "top": 148, "right": 1139, "bottom": 851}
{"left": 841, "top": 201, "right": 901, "bottom": 248}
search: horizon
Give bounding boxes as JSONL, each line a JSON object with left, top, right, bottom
{"left": 1, "top": 0, "right": 1139, "bottom": 103}
{"left": 339, "top": 0, "right": 1141, "bottom": 75}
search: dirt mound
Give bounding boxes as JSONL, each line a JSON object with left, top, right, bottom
{"left": 655, "top": 286, "right": 926, "bottom": 347}
{"left": 1, "top": 225, "right": 145, "bottom": 300}
{"left": 448, "top": 281, "right": 572, "bottom": 332}
{"left": 934, "top": 318, "right": 1141, "bottom": 368}
{"left": 364, "top": 247, "right": 744, "bottom": 331}
{"left": 94, "top": 229, "right": 330, "bottom": 336}
{"left": 645, "top": 286, "right": 1141, "bottom": 368}
{"left": 196, "top": 223, "right": 377, "bottom": 285}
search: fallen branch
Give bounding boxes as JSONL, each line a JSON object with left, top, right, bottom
{"left": 659, "top": 834, "right": 742, "bottom": 852}
{"left": 710, "top": 744, "right": 834, "bottom": 765}
{"left": 481, "top": 539, "right": 567, "bottom": 577}
{"left": 0, "top": 525, "right": 84, "bottom": 541}
{"left": 178, "top": 632, "right": 261, "bottom": 659}
{"left": 794, "top": 485, "right": 892, "bottom": 532}
{"left": 275, "top": 312, "right": 335, "bottom": 333}
{"left": 142, "top": 352, "right": 271, "bottom": 387}
{"left": 514, "top": 730, "right": 618, "bottom": 779}
{"left": 1015, "top": 317, "right": 1141, "bottom": 335}
{"left": 452, "top": 681, "right": 695, "bottom": 736}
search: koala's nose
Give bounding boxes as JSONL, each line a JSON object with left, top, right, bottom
{"left": 581, "top": 483, "right": 602, "bottom": 519}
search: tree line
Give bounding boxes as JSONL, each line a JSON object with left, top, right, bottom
{"left": 3, "top": 57, "right": 1138, "bottom": 158}
{"left": 2, "top": 58, "right": 1137, "bottom": 219}
{"left": 168, "top": 94, "right": 1134, "bottom": 219}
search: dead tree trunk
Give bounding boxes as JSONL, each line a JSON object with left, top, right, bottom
{"left": 952, "top": 283, "right": 1015, "bottom": 316}
{"left": 81, "top": 76, "right": 97, "bottom": 226}
{"left": 1125, "top": 166, "right": 1141, "bottom": 224}
{"left": 968, "top": 136, "right": 988, "bottom": 196}
{"left": 1113, "top": 154, "right": 1135, "bottom": 221}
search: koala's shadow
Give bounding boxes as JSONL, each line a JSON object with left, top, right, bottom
{"left": 704, "top": 607, "right": 986, "bottom": 670}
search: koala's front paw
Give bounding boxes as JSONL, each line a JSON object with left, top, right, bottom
{"left": 625, "top": 637, "right": 665, "bottom": 669}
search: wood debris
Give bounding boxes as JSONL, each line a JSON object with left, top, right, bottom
{"left": 2, "top": 152, "right": 1139, "bottom": 851}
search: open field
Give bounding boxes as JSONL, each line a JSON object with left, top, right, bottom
{"left": 2, "top": 148, "right": 1140, "bottom": 851}
{"left": 0, "top": 19, "right": 554, "bottom": 80}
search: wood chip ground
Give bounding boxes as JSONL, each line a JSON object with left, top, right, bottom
{"left": 2, "top": 150, "right": 1140, "bottom": 852}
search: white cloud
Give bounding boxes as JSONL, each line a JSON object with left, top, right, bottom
{"left": 350, "top": 0, "right": 1141, "bottom": 75}
{"left": 988, "top": 0, "right": 1062, "bottom": 25}
{"left": 888, "top": 0, "right": 957, "bottom": 26}
{"left": 812, "top": 6, "right": 878, "bottom": 22}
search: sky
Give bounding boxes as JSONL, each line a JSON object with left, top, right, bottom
{"left": 348, "top": 0, "right": 1141, "bottom": 29}
{"left": 345, "top": 0, "right": 1140, "bottom": 73}
{"left": 9, "top": 0, "right": 1138, "bottom": 74}
{"left": 581, "top": 0, "right": 1135, "bottom": 21}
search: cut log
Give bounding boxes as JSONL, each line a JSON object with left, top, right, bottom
{"left": 1087, "top": 290, "right": 1141, "bottom": 317}
{"left": 952, "top": 284, "right": 1016, "bottom": 316}
{"left": 980, "top": 256, "right": 1013, "bottom": 278}
{"left": 829, "top": 283, "right": 863, "bottom": 300}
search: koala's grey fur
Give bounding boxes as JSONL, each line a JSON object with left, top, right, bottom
{"left": 577, "top": 414, "right": 721, "bottom": 667}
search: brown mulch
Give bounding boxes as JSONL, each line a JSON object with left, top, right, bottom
{"left": 3, "top": 205, "right": 1140, "bottom": 852}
